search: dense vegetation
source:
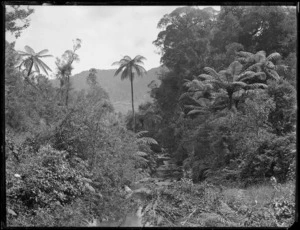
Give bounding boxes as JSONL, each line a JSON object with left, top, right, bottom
{"left": 5, "top": 5, "right": 296, "bottom": 227}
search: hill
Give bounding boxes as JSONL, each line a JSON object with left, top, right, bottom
{"left": 51, "top": 66, "right": 164, "bottom": 114}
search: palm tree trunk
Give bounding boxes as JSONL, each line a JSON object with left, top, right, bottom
{"left": 130, "top": 72, "right": 136, "bottom": 132}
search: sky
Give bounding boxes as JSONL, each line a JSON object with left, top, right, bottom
{"left": 6, "top": 5, "right": 220, "bottom": 78}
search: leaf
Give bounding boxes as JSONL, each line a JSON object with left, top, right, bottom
{"left": 36, "top": 49, "right": 49, "bottom": 56}
{"left": 24, "top": 45, "right": 35, "bottom": 55}
{"left": 85, "top": 183, "right": 95, "bottom": 193}
{"left": 137, "top": 137, "right": 158, "bottom": 145}
{"left": 228, "top": 61, "right": 243, "bottom": 76}
{"left": 267, "top": 52, "right": 281, "bottom": 62}
{"left": 7, "top": 208, "right": 17, "bottom": 216}
{"left": 136, "top": 151, "right": 148, "bottom": 157}
{"left": 136, "top": 130, "right": 149, "bottom": 138}
{"left": 187, "top": 109, "right": 206, "bottom": 115}
{"left": 203, "top": 67, "right": 221, "bottom": 80}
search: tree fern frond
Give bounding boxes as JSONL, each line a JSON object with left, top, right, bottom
{"left": 266, "top": 52, "right": 281, "bottom": 63}
{"left": 135, "top": 151, "right": 148, "bottom": 157}
{"left": 254, "top": 51, "right": 266, "bottom": 63}
{"left": 228, "top": 61, "right": 243, "bottom": 76}
{"left": 24, "top": 45, "right": 35, "bottom": 55}
{"left": 203, "top": 67, "right": 221, "bottom": 80}
{"left": 232, "top": 81, "right": 248, "bottom": 88}
{"left": 179, "top": 92, "right": 192, "bottom": 101}
{"left": 267, "top": 69, "right": 280, "bottom": 81}
{"left": 136, "top": 130, "right": 149, "bottom": 138}
{"left": 36, "top": 49, "right": 49, "bottom": 56}
{"left": 137, "top": 137, "right": 158, "bottom": 145}
{"left": 198, "top": 74, "right": 214, "bottom": 81}
{"left": 248, "top": 83, "right": 268, "bottom": 89}
{"left": 246, "top": 63, "right": 262, "bottom": 72}
{"left": 187, "top": 109, "right": 207, "bottom": 115}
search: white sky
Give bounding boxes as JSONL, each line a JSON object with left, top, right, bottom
{"left": 6, "top": 5, "right": 220, "bottom": 78}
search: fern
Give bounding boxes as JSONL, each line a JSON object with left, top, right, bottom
{"left": 267, "top": 52, "right": 281, "bottom": 63}
{"left": 136, "top": 130, "right": 149, "bottom": 138}
{"left": 137, "top": 137, "right": 158, "bottom": 145}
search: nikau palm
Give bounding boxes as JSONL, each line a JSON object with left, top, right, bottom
{"left": 112, "top": 55, "right": 147, "bottom": 132}
{"left": 18, "top": 45, "right": 53, "bottom": 77}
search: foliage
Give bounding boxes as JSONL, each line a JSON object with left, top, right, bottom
{"left": 112, "top": 55, "right": 147, "bottom": 132}
{"left": 55, "top": 38, "right": 82, "bottom": 106}
{"left": 17, "top": 45, "right": 53, "bottom": 77}
{"left": 5, "top": 5, "right": 34, "bottom": 38}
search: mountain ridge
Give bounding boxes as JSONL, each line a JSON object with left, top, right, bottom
{"left": 50, "top": 66, "right": 165, "bottom": 114}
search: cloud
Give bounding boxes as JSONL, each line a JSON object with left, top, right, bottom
{"left": 6, "top": 5, "right": 220, "bottom": 76}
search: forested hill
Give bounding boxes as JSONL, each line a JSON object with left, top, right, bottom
{"left": 50, "top": 66, "right": 164, "bottom": 113}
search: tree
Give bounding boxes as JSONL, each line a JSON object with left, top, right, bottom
{"left": 182, "top": 60, "right": 268, "bottom": 114}
{"left": 87, "top": 68, "right": 98, "bottom": 86}
{"left": 112, "top": 55, "right": 147, "bottom": 132}
{"left": 5, "top": 5, "right": 34, "bottom": 38}
{"left": 55, "top": 39, "right": 82, "bottom": 106}
{"left": 237, "top": 50, "right": 287, "bottom": 81}
{"left": 18, "top": 45, "right": 53, "bottom": 77}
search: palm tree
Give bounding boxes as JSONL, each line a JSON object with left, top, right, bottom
{"left": 18, "top": 45, "right": 52, "bottom": 77}
{"left": 236, "top": 50, "right": 287, "bottom": 81}
{"left": 112, "top": 55, "right": 147, "bottom": 132}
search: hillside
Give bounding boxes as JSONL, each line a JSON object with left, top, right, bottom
{"left": 51, "top": 66, "right": 165, "bottom": 113}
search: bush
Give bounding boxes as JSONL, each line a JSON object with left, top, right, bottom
{"left": 6, "top": 144, "right": 89, "bottom": 226}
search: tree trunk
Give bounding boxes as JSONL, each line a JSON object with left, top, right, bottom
{"left": 228, "top": 92, "right": 233, "bottom": 110}
{"left": 65, "top": 75, "right": 70, "bottom": 107}
{"left": 27, "top": 60, "right": 33, "bottom": 77}
{"left": 130, "top": 72, "right": 136, "bottom": 132}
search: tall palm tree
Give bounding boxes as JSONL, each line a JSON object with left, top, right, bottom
{"left": 18, "top": 45, "right": 52, "bottom": 77}
{"left": 112, "top": 55, "right": 147, "bottom": 132}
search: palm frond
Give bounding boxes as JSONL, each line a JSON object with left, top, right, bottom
{"left": 133, "top": 55, "right": 146, "bottom": 63}
{"left": 39, "top": 54, "right": 53, "bottom": 58}
{"left": 133, "top": 64, "right": 146, "bottom": 77}
{"left": 18, "top": 51, "right": 31, "bottom": 56}
{"left": 24, "top": 45, "right": 35, "bottom": 55}
{"left": 113, "top": 65, "right": 126, "bottom": 77}
{"left": 33, "top": 59, "right": 40, "bottom": 73}
{"left": 36, "top": 49, "right": 49, "bottom": 56}
{"left": 121, "top": 67, "right": 130, "bottom": 80}
{"left": 35, "top": 58, "right": 52, "bottom": 75}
